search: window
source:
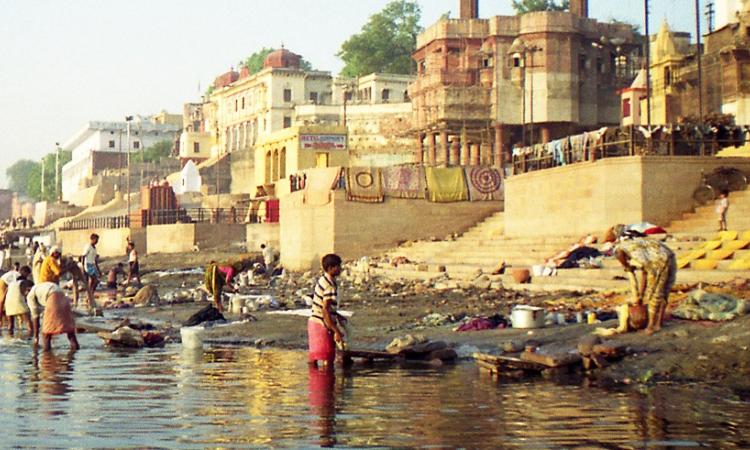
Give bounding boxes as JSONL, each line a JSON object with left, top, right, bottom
{"left": 381, "top": 89, "right": 390, "bottom": 102}
{"left": 242, "top": 97, "right": 245, "bottom": 109}
{"left": 283, "top": 116, "right": 292, "bottom": 128}
{"left": 272, "top": 149, "right": 279, "bottom": 181}
{"left": 622, "top": 99, "right": 631, "bottom": 118}
{"left": 512, "top": 55, "right": 522, "bottom": 68}
{"left": 235, "top": 99, "right": 238, "bottom": 112}
{"left": 403, "top": 90, "right": 410, "bottom": 102}
{"left": 664, "top": 66, "right": 672, "bottom": 87}
{"left": 309, "top": 92, "right": 318, "bottom": 104}
{"left": 483, "top": 57, "right": 492, "bottom": 68}
{"left": 344, "top": 91, "right": 353, "bottom": 101}
{"left": 279, "top": 147, "right": 286, "bottom": 179}
{"left": 283, "top": 88, "right": 292, "bottom": 102}
{"left": 194, "top": 142, "right": 200, "bottom": 153}
{"left": 108, "top": 140, "right": 115, "bottom": 148}
{"left": 133, "top": 141, "right": 140, "bottom": 149}
{"left": 265, "top": 151, "right": 272, "bottom": 184}
{"left": 579, "top": 54, "right": 589, "bottom": 73}
{"left": 315, "top": 152, "right": 329, "bottom": 168}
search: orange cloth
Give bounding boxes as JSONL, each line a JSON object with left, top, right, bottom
{"left": 42, "top": 291, "right": 76, "bottom": 335}
{"left": 39, "top": 256, "right": 62, "bottom": 283}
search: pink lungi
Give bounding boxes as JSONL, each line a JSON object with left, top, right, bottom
{"left": 307, "top": 319, "right": 335, "bottom": 363}
{"left": 42, "top": 291, "right": 76, "bottom": 335}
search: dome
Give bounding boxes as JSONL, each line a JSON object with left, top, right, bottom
{"left": 263, "top": 48, "right": 302, "bottom": 70}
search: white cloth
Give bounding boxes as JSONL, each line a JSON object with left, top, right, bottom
{"left": 1, "top": 270, "right": 20, "bottom": 284}
{"left": 4, "top": 281, "right": 29, "bottom": 316}
{"left": 82, "top": 243, "right": 98, "bottom": 266}
{"left": 26, "top": 282, "right": 62, "bottom": 319}
{"left": 128, "top": 249, "right": 138, "bottom": 263}
{"left": 262, "top": 246, "right": 274, "bottom": 266}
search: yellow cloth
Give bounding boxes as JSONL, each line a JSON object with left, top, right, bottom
{"left": 39, "top": 256, "right": 62, "bottom": 283}
{"left": 425, "top": 167, "right": 469, "bottom": 203}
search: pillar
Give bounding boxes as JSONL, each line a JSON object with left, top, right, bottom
{"left": 415, "top": 132, "right": 424, "bottom": 163}
{"left": 470, "top": 144, "right": 480, "bottom": 166}
{"left": 460, "top": 140, "right": 470, "bottom": 166}
{"left": 460, "top": 0, "right": 479, "bottom": 19}
{"left": 440, "top": 130, "right": 449, "bottom": 165}
{"left": 480, "top": 143, "right": 491, "bottom": 166}
{"left": 450, "top": 138, "right": 461, "bottom": 166}
{"left": 541, "top": 126, "right": 551, "bottom": 144}
{"left": 494, "top": 125, "right": 506, "bottom": 169}
{"left": 427, "top": 133, "right": 437, "bottom": 165}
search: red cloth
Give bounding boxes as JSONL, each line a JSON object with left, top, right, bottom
{"left": 42, "top": 291, "right": 76, "bottom": 335}
{"left": 217, "top": 266, "right": 235, "bottom": 285}
{"left": 307, "top": 319, "right": 335, "bottom": 363}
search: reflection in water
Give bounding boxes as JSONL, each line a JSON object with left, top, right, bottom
{"left": 0, "top": 333, "right": 748, "bottom": 448}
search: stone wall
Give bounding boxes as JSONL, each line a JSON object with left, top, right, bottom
{"left": 146, "top": 223, "right": 245, "bottom": 254}
{"left": 246, "top": 223, "right": 280, "bottom": 252}
{"left": 56, "top": 227, "right": 144, "bottom": 259}
{"left": 504, "top": 156, "right": 750, "bottom": 237}
{"left": 281, "top": 190, "right": 501, "bottom": 270}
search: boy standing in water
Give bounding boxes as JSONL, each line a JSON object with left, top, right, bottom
{"left": 308, "top": 254, "right": 347, "bottom": 367}
{"left": 716, "top": 190, "right": 729, "bottom": 232}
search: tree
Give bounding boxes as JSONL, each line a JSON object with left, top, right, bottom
{"left": 6, "top": 160, "right": 38, "bottom": 195}
{"left": 5, "top": 150, "right": 71, "bottom": 202}
{"left": 242, "top": 47, "right": 313, "bottom": 76}
{"left": 337, "top": 0, "right": 422, "bottom": 77}
{"left": 131, "top": 140, "right": 174, "bottom": 164}
{"left": 512, "top": 0, "right": 569, "bottom": 14}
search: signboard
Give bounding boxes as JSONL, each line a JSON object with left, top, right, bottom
{"left": 300, "top": 134, "right": 347, "bottom": 150}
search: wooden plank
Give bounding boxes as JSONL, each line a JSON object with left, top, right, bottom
{"left": 520, "top": 351, "right": 582, "bottom": 368}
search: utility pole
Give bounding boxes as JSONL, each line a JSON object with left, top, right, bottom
{"left": 55, "top": 142, "right": 61, "bottom": 202}
{"left": 126, "top": 116, "right": 133, "bottom": 224}
{"left": 118, "top": 130, "right": 122, "bottom": 194}
{"left": 40, "top": 156, "right": 45, "bottom": 200}
{"left": 696, "top": 0, "right": 704, "bottom": 122}
{"left": 644, "top": 0, "right": 652, "bottom": 128}
{"left": 138, "top": 122, "right": 144, "bottom": 189}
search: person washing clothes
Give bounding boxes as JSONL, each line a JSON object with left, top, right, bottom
{"left": 308, "top": 254, "right": 348, "bottom": 367}
{"left": 613, "top": 225, "right": 677, "bottom": 335}
{"left": 26, "top": 281, "right": 79, "bottom": 351}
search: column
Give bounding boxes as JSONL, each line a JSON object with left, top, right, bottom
{"left": 427, "top": 133, "right": 437, "bottom": 165}
{"left": 494, "top": 125, "right": 506, "bottom": 169}
{"left": 450, "top": 138, "right": 461, "bottom": 166}
{"left": 480, "top": 143, "right": 491, "bottom": 166}
{"left": 440, "top": 130, "right": 449, "bottom": 165}
{"left": 470, "top": 144, "right": 480, "bottom": 166}
{"left": 415, "top": 132, "right": 424, "bottom": 163}
{"left": 541, "top": 126, "right": 551, "bottom": 144}
{"left": 460, "top": 141, "right": 470, "bottom": 166}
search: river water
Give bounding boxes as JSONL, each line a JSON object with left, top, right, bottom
{"left": 1, "top": 334, "right": 749, "bottom": 449}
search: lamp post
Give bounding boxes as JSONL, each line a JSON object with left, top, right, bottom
{"left": 125, "top": 115, "right": 133, "bottom": 223}
{"left": 55, "top": 142, "right": 61, "bottom": 202}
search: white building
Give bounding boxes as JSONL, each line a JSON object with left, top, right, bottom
{"left": 174, "top": 160, "right": 202, "bottom": 194}
{"left": 61, "top": 118, "right": 181, "bottom": 202}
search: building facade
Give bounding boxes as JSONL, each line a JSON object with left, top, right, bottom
{"left": 410, "top": 0, "right": 641, "bottom": 169}
{"left": 61, "top": 118, "right": 181, "bottom": 202}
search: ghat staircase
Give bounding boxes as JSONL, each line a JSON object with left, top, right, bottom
{"left": 372, "top": 188, "right": 750, "bottom": 292}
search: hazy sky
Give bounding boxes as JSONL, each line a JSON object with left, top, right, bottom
{"left": 0, "top": 0, "right": 695, "bottom": 187}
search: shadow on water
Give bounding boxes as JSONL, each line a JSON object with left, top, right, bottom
{"left": 0, "top": 333, "right": 749, "bottom": 448}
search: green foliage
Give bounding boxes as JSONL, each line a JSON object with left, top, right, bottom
{"left": 205, "top": 85, "right": 215, "bottom": 97}
{"left": 6, "top": 160, "right": 38, "bottom": 195}
{"left": 337, "top": 0, "right": 422, "bottom": 77}
{"left": 130, "top": 140, "right": 174, "bottom": 164}
{"left": 242, "top": 47, "right": 314, "bottom": 75}
{"left": 6, "top": 150, "right": 71, "bottom": 202}
{"left": 512, "top": 0, "right": 569, "bottom": 14}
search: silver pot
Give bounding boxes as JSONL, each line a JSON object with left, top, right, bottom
{"left": 511, "top": 305, "right": 546, "bottom": 329}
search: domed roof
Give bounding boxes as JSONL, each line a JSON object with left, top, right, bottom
{"left": 263, "top": 48, "right": 302, "bottom": 70}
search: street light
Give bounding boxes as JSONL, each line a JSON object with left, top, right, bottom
{"left": 509, "top": 39, "right": 543, "bottom": 146}
{"left": 125, "top": 115, "right": 133, "bottom": 224}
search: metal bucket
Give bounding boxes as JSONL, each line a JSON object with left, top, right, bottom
{"left": 511, "top": 305, "right": 546, "bottom": 329}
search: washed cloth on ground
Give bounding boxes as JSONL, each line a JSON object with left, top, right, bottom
{"left": 425, "top": 167, "right": 469, "bottom": 202}
{"left": 345, "top": 167, "right": 384, "bottom": 203}
{"left": 672, "top": 290, "right": 749, "bottom": 321}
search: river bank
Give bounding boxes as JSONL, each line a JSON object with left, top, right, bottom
{"left": 95, "top": 251, "right": 750, "bottom": 391}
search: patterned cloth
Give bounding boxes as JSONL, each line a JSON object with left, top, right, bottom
{"left": 382, "top": 165, "right": 426, "bottom": 199}
{"left": 425, "top": 167, "right": 469, "bottom": 203}
{"left": 345, "top": 167, "right": 384, "bottom": 203}
{"left": 464, "top": 166, "right": 503, "bottom": 201}
{"left": 616, "top": 238, "right": 677, "bottom": 312}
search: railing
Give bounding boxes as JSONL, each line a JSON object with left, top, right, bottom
{"left": 512, "top": 125, "right": 748, "bottom": 175}
{"left": 62, "top": 215, "right": 130, "bottom": 231}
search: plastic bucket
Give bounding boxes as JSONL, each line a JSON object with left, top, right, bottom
{"left": 180, "top": 326, "right": 205, "bottom": 349}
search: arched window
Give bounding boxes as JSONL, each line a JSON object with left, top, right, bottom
{"left": 265, "top": 151, "right": 272, "bottom": 184}
{"left": 279, "top": 147, "right": 286, "bottom": 179}
{"left": 272, "top": 149, "right": 279, "bottom": 181}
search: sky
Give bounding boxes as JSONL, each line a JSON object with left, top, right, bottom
{"left": 0, "top": 0, "right": 697, "bottom": 188}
